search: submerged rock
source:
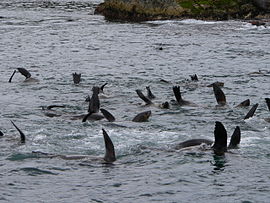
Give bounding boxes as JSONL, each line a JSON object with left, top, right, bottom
{"left": 95, "top": 0, "right": 270, "bottom": 21}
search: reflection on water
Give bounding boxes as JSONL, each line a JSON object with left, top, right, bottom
{"left": 211, "top": 155, "right": 226, "bottom": 172}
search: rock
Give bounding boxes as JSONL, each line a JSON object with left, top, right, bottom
{"left": 254, "top": 0, "right": 270, "bottom": 10}
{"left": 95, "top": 0, "right": 270, "bottom": 22}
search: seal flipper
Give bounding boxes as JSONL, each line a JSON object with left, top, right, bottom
{"left": 82, "top": 112, "right": 93, "bottom": 122}
{"left": 0, "top": 130, "right": 3, "bottom": 136}
{"left": 173, "top": 86, "right": 182, "bottom": 104}
{"left": 9, "top": 70, "right": 16, "bottom": 83}
{"left": 102, "top": 129, "right": 116, "bottom": 163}
{"left": 265, "top": 98, "right": 270, "bottom": 111}
{"left": 146, "top": 86, "right": 155, "bottom": 100}
{"left": 228, "top": 126, "right": 240, "bottom": 149}
{"left": 244, "top": 103, "right": 258, "bottom": 120}
{"left": 17, "top": 68, "right": 31, "bottom": 79}
{"left": 136, "top": 89, "right": 152, "bottom": 105}
{"left": 10, "top": 120, "right": 26, "bottom": 143}
{"left": 100, "top": 83, "right": 108, "bottom": 93}
{"left": 100, "top": 108, "right": 115, "bottom": 122}
{"left": 212, "top": 121, "right": 227, "bottom": 155}
{"left": 213, "top": 83, "right": 226, "bottom": 106}
{"left": 236, "top": 99, "right": 250, "bottom": 107}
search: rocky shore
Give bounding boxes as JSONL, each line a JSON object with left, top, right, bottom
{"left": 95, "top": 0, "right": 270, "bottom": 22}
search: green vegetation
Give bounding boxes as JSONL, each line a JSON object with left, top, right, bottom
{"left": 175, "top": 0, "right": 258, "bottom": 19}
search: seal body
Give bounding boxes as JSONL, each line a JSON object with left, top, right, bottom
{"left": 32, "top": 129, "right": 116, "bottom": 163}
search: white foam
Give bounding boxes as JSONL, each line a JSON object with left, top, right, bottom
{"left": 180, "top": 19, "right": 217, "bottom": 25}
{"left": 146, "top": 19, "right": 218, "bottom": 25}
{"left": 238, "top": 22, "right": 269, "bottom": 31}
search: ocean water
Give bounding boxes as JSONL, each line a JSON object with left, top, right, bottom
{"left": 0, "top": 1, "right": 270, "bottom": 202}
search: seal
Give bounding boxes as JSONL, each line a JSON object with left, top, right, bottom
{"left": 172, "top": 86, "right": 198, "bottom": 107}
{"left": 244, "top": 103, "right": 259, "bottom": 120}
{"left": 0, "top": 130, "right": 3, "bottom": 136}
{"left": 41, "top": 104, "right": 106, "bottom": 121}
{"left": 88, "top": 86, "right": 100, "bottom": 113}
{"left": 32, "top": 128, "right": 116, "bottom": 163}
{"left": 190, "top": 74, "right": 198, "bottom": 81}
{"left": 9, "top": 68, "right": 39, "bottom": 82}
{"left": 132, "top": 110, "right": 151, "bottom": 122}
{"left": 86, "top": 109, "right": 150, "bottom": 123}
{"left": 175, "top": 121, "right": 241, "bottom": 155}
{"left": 72, "top": 72, "right": 81, "bottom": 84}
{"left": 136, "top": 89, "right": 169, "bottom": 109}
{"left": 83, "top": 88, "right": 112, "bottom": 122}
{"left": 174, "top": 139, "right": 213, "bottom": 150}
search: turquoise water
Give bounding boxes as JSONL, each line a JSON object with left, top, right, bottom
{"left": 0, "top": 1, "right": 270, "bottom": 202}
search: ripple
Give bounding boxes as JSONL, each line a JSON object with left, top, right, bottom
{"left": 0, "top": 1, "right": 270, "bottom": 202}
{"left": 16, "top": 167, "right": 58, "bottom": 176}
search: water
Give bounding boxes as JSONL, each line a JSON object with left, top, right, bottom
{"left": 0, "top": 0, "right": 270, "bottom": 202}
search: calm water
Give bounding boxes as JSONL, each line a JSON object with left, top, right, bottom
{"left": 0, "top": 0, "right": 270, "bottom": 202}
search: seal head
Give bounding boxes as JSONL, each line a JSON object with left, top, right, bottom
{"left": 132, "top": 111, "right": 151, "bottom": 122}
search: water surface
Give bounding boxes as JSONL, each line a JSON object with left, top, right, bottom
{"left": 0, "top": 0, "right": 270, "bottom": 202}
